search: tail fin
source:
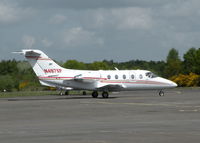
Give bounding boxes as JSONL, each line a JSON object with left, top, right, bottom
{"left": 16, "top": 49, "right": 63, "bottom": 77}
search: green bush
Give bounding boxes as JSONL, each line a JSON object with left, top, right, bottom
{"left": 0, "top": 75, "right": 15, "bottom": 92}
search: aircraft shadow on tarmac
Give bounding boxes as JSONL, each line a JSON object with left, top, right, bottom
{"left": 6, "top": 95, "right": 118, "bottom": 101}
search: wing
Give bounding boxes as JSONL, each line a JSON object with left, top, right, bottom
{"left": 73, "top": 74, "right": 97, "bottom": 83}
{"left": 97, "top": 83, "right": 126, "bottom": 91}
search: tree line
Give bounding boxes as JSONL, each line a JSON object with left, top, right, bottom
{"left": 0, "top": 48, "right": 200, "bottom": 91}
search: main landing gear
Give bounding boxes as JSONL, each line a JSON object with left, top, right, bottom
{"left": 83, "top": 91, "right": 87, "bottom": 95}
{"left": 92, "top": 91, "right": 98, "bottom": 98}
{"left": 59, "top": 90, "right": 70, "bottom": 96}
{"left": 102, "top": 91, "right": 109, "bottom": 98}
{"left": 59, "top": 90, "right": 64, "bottom": 95}
{"left": 92, "top": 91, "right": 109, "bottom": 98}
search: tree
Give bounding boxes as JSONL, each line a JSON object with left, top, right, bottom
{"left": 0, "top": 75, "right": 15, "bottom": 92}
{"left": 164, "top": 48, "right": 182, "bottom": 78}
{"left": 63, "top": 60, "right": 86, "bottom": 70}
{"left": 183, "top": 48, "right": 197, "bottom": 74}
{"left": 183, "top": 48, "right": 200, "bottom": 74}
{"left": 195, "top": 48, "right": 200, "bottom": 74}
{"left": 0, "top": 60, "right": 18, "bottom": 75}
{"left": 88, "top": 61, "right": 110, "bottom": 70}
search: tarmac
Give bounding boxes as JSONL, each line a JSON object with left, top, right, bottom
{"left": 0, "top": 88, "right": 200, "bottom": 143}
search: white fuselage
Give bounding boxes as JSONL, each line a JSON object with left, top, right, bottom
{"left": 16, "top": 49, "right": 177, "bottom": 96}
{"left": 38, "top": 68, "right": 177, "bottom": 91}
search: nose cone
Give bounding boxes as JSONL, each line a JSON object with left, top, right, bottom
{"left": 157, "top": 77, "right": 177, "bottom": 88}
{"left": 166, "top": 79, "right": 177, "bottom": 88}
{"left": 170, "top": 81, "right": 177, "bottom": 88}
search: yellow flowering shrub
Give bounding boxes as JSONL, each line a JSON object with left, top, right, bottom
{"left": 170, "top": 73, "right": 200, "bottom": 87}
{"left": 19, "top": 81, "right": 29, "bottom": 90}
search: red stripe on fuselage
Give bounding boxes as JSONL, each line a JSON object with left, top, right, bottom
{"left": 38, "top": 76, "right": 168, "bottom": 85}
{"left": 38, "top": 76, "right": 72, "bottom": 79}
{"left": 100, "top": 80, "right": 168, "bottom": 85}
{"left": 38, "top": 76, "right": 106, "bottom": 80}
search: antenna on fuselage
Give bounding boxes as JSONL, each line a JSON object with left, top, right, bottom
{"left": 114, "top": 67, "right": 119, "bottom": 71}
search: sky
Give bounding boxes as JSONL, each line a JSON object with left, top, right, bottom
{"left": 1, "top": 0, "right": 200, "bottom": 62}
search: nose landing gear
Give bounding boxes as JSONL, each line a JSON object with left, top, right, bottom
{"left": 159, "top": 90, "right": 164, "bottom": 96}
{"left": 92, "top": 91, "right": 98, "bottom": 98}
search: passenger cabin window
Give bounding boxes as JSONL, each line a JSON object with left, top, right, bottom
{"left": 115, "top": 75, "right": 118, "bottom": 79}
{"left": 131, "top": 74, "right": 135, "bottom": 79}
{"left": 107, "top": 75, "right": 111, "bottom": 79}
{"left": 123, "top": 75, "right": 126, "bottom": 79}
{"left": 139, "top": 74, "right": 143, "bottom": 79}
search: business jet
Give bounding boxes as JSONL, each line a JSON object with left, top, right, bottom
{"left": 14, "top": 49, "right": 177, "bottom": 98}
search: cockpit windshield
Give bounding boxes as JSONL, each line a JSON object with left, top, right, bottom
{"left": 145, "top": 72, "right": 158, "bottom": 78}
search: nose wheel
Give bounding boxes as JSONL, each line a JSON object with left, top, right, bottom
{"left": 159, "top": 90, "right": 164, "bottom": 96}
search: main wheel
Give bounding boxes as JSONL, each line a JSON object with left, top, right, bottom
{"left": 65, "top": 91, "right": 69, "bottom": 95}
{"left": 159, "top": 91, "right": 164, "bottom": 96}
{"left": 102, "top": 91, "right": 109, "bottom": 98}
{"left": 83, "top": 91, "right": 87, "bottom": 95}
{"left": 59, "top": 92, "right": 63, "bottom": 96}
{"left": 92, "top": 91, "right": 98, "bottom": 98}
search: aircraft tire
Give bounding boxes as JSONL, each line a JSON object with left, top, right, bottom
{"left": 83, "top": 91, "right": 87, "bottom": 95}
{"left": 102, "top": 91, "right": 109, "bottom": 98}
{"left": 159, "top": 91, "right": 164, "bottom": 96}
{"left": 65, "top": 91, "right": 69, "bottom": 95}
{"left": 92, "top": 91, "right": 98, "bottom": 98}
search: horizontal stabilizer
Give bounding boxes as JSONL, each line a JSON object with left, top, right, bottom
{"left": 13, "top": 50, "right": 42, "bottom": 56}
{"left": 12, "top": 51, "right": 23, "bottom": 54}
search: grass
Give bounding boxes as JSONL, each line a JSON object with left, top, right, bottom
{"left": 0, "top": 90, "right": 91, "bottom": 98}
{"left": 0, "top": 91, "right": 58, "bottom": 98}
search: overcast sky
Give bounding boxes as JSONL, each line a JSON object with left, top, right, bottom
{"left": 1, "top": 0, "right": 200, "bottom": 62}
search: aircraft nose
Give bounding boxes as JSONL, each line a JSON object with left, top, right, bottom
{"left": 170, "top": 81, "right": 177, "bottom": 87}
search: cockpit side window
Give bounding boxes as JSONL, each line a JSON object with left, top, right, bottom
{"left": 145, "top": 72, "right": 157, "bottom": 78}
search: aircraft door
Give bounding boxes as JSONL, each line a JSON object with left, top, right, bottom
{"left": 98, "top": 70, "right": 103, "bottom": 80}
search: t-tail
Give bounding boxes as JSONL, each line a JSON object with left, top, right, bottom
{"left": 14, "top": 49, "right": 63, "bottom": 78}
